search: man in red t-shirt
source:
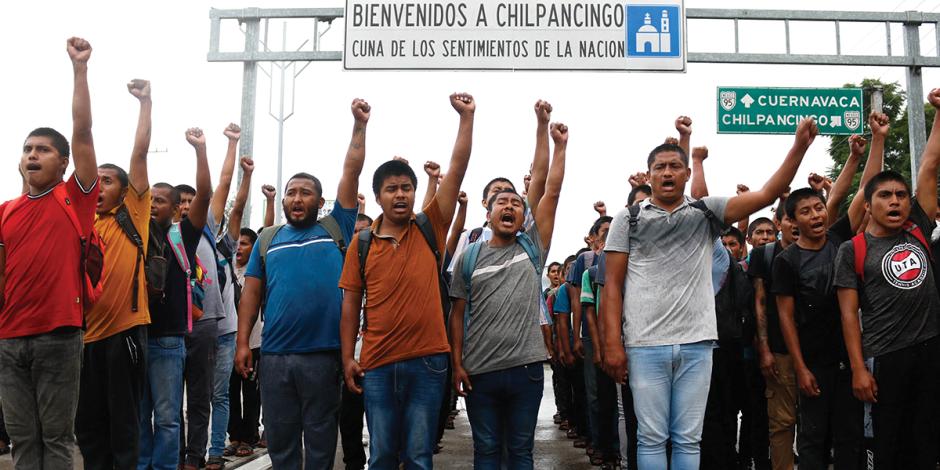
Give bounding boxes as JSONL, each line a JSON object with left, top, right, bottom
{"left": 0, "top": 37, "right": 99, "bottom": 470}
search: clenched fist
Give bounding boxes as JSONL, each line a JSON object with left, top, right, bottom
{"left": 534, "top": 100, "right": 552, "bottom": 125}
{"left": 450, "top": 93, "right": 475, "bottom": 115}
{"left": 352, "top": 98, "right": 371, "bottom": 123}
{"left": 67, "top": 37, "right": 92, "bottom": 64}
{"left": 185, "top": 128, "right": 205, "bottom": 148}
{"left": 127, "top": 79, "right": 151, "bottom": 101}
{"left": 550, "top": 122, "right": 568, "bottom": 146}
{"left": 224, "top": 123, "right": 241, "bottom": 141}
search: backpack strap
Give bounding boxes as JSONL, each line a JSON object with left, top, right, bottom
{"left": 627, "top": 204, "right": 641, "bottom": 228}
{"left": 690, "top": 199, "right": 730, "bottom": 234}
{"left": 318, "top": 215, "right": 348, "bottom": 255}
{"left": 763, "top": 243, "right": 775, "bottom": 274}
{"left": 468, "top": 226, "right": 484, "bottom": 243}
{"left": 460, "top": 241, "right": 484, "bottom": 338}
{"left": 903, "top": 221, "right": 932, "bottom": 258}
{"left": 415, "top": 212, "right": 442, "bottom": 269}
{"left": 357, "top": 227, "right": 373, "bottom": 328}
{"left": 852, "top": 233, "right": 867, "bottom": 282}
{"left": 114, "top": 204, "right": 145, "bottom": 312}
{"left": 52, "top": 185, "right": 84, "bottom": 238}
{"left": 516, "top": 232, "right": 543, "bottom": 275}
{"left": 167, "top": 223, "right": 194, "bottom": 332}
{"left": 257, "top": 224, "right": 286, "bottom": 273}
{"left": 0, "top": 197, "right": 24, "bottom": 230}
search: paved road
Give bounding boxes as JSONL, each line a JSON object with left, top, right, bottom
{"left": 0, "top": 364, "right": 595, "bottom": 469}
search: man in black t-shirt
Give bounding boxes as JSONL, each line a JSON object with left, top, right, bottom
{"left": 834, "top": 114, "right": 940, "bottom": 469}
{"left": 773, "top": 188, "right": 862, "bottom": 470}
{"left": 749, "top": 204, "right": 799, "bottom": 470}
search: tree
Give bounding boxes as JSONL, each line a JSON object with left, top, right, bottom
{"left": 827, "top": 79, "right": 936, "bottom": 204}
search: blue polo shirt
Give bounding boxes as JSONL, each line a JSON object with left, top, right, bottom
{"left": 245, "top": 203, "right": 357, "bottom": 354}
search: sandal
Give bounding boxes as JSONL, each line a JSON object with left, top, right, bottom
{"left": 566, "top": 428, "right": 579, "bottom": 439}
{"left": 223, "top": 442, "right": 239, "bottom": 457}
{"left": 590, "top": 455, "right": 605, "bottom": 466}
{"left": 205, "top": 456, "right": 225, "bottom": 470}
{"left": 236, "top": 443, "right": 254, "bottom": 458}
{"left": 574, "top": 438, "right": 588, "bottom": 449}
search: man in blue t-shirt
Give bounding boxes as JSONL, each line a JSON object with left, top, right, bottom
{"left": 234, "top": 99, "right": 370, "bottom": 469}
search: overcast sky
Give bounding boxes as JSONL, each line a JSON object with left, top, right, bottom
{"left": 4, "top": 0, "right": 940, "bottom": 261}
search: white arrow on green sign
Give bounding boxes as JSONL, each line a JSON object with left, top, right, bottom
{"left": 717, "top": 87, "right": 864, "bottom": 135}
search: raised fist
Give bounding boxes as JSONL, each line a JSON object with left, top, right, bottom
{"left": 808, "top": 173, "right": 826, "bottom": 193}
{"left": 550, "top": 122, "right": 568, "bottom": 145}
{"left": 224, "top": 123, "right": 241, "bottom": 141}
{"left": 358, "top": 193, "right": 367, "bottom": 207}
{"left": 185, "top": 127, "right": 205, "bottom": 148}
{"left": 795, "top": 118, "right": 819, "bottom": 148}
{"left": 675, "top": 116, "right": 692, "bottom": 136}
{"left": 523, "top": 174, "right": 531, "bottom": 195}
{"left": 127, "top": 79, "right": 151, "bottom": 101}
{"left": 239, "top": 156, "right": 254, "bottom": 174}
{"left": 736, "top": 184, "right": 750, "bottom": 195}
{"left": 594, "top": 201, "right": 607, "bottom": 216}
{"left": 261, "top": 184, "right": 276, "bottom": 200}
{"left": 67, "top": 37, "right": 92, "bottom": 64}
{"left": 868, "top": 112, "right": 890, "bottom": 138}
{"left": 692, "top": 146, "right": 708, "bottom": 162}
{"left": 424, "top": 161, "right": 441, "bottom": 179}
{"left": 393, "top": 155, "right": 410, "bottom": 166}
{"left": 663, "top": 136, "right": 679, "bottom": 146}
{"left": 929, "top": 88, "right": 940, "bottom": 110}
{"left": 628, "top": 172, "right": 648, "bottom": 188}
{"left": 458, "top": 191, "right": 468, "bottom": 205}
{"left": 534, "top": 100, "right": 552, "bottom": 125}
{"left": 351, "top": 98, "right": 371, "bottom": 123}
{"left": 848, "top": 134, "right": 868, "bottom": 157}
{"left": 450, "top": 93, "right": 476, "bottom": 115}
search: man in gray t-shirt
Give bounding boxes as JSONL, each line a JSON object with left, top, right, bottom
{"left": 600, "top": 118, "right": 818, "bottom": 470}
{"left": 449, "top": 111, "right": 566, "bottom": 469}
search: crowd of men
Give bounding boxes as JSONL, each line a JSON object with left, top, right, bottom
{"left": 2, "top": 37, "right": 940, "bottom": 470}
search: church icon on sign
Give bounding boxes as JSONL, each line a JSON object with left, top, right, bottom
{"left": 626, "top": 5, "right": 681, "bottom": 58}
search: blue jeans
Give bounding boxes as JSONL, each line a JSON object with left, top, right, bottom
{"left": 628, "top": 341, "right": 715, "bottom": 470}
{"left": 209, "top": 332, "right": 236, "bottom": 457}
{"left": 260, "top": 351, "right": 341, "bottom": 470}
{"left": 138, "top": 335, "right": 186, "bottom": 470}
{"left": 465, "top": 363, "right": 544, "bottom": 470}
{"left": 363, "top": 353, "right": 448, "bottom": 470}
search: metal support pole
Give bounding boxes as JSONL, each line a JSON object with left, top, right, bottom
{"left": 905, "top": 19, "right": 927, "bottom": 191}
{"left": 275, "top": 25, "right": 288, "bottom": 225}
{"left": 238, "top": 18, "right": 260, "bottom": 227}
{"left": 872, "top": 86, "right": 884, "bottom": 114}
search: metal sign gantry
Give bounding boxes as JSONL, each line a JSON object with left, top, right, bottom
{"left": 208, "top": 7, "right": 940, "bottom": 222}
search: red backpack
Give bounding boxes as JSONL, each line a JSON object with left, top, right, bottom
{"left": 852, "top": 221, "right": 931, "bottom": 281}
{"left": 2, "top": 184, "right": 104, "bottom": 312}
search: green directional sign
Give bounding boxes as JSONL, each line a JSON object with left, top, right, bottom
{"left": 717, "top": 87, "right": 864, "bottom": 135}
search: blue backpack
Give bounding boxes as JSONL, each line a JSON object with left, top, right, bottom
{"left": 459, "top": 232, "right": 545, "bottom": 336}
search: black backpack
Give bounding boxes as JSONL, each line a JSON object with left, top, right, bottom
{"left": 114, "top": 205, "right": 169, "bottom": 311}
{"left": 357, "top": 212, "right": 451, "bottom": 328}
{"left": 216, "top": 237, "right": 241, "bottom": 308}
{"left": 714, "top": 254, "right": 754, "bottom": 341}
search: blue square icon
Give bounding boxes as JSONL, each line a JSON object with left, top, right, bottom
{"left": 626, "top": 5, "right": 681, "bottom": 57}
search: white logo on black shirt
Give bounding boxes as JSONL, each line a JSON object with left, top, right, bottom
{"left": 881, "top": 243, "right": 928, "bottom": 290}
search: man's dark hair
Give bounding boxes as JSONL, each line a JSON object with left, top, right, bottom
{"left": 486, "top": 188, "right": 523, "bottom": 211}
{"left": 863, "top": 170, "right": 911, "bottom": 203}
{"left": 286, "top": 172, "right": 324, "bottom": 198}
{"left": 590, "top": 216, "right": 614, "bottom": 236}
{"left": 153, "top": 182, "right": 181, "bottom": 205}
{"left": 239, "top": 227, "right": 259, "bottom": 245}
{"left": 575, "top": 247, "right": 590, "bottom": 256}
{"left": 174, "top": 184, "right": 196, "bottom": 196}
{"left": 98, "top": 163, "right": 129, "bottom": 189}
{"left": 357, "top": 213, "right": 374, "bottom": 225}
{"left": 564, "top": 254, "right": 578, "bottom": 266}
{"left": 773, "top": 198, "right": 787, "bottom": 222}
{"left": 26, "top": 127, "right": 70, "bottom": 159}
{"left": 646, "top": 143, "right": 688, "bottom": 169}
{"left": 628, "top": 184, "right": 652, "bottom": 206}
{"left": 547, "top": 261, "right": 562, "bottom": 272}
{"left": 785, "top": 187, "right": 827, "bottom": 219}
{"left": 747, "top": 217, "right": 775, "bottom": 239}
{"left": 482, "top": 177, "right": 516, "bottom": 201}
{"left": 721, "top": 226, "right": 746, "bottom": 246}
{"left": 372, "top": 160, "right": 418, "bottom": 196}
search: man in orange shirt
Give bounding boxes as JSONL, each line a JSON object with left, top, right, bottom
{"left": 339, "top": 93, "right": 475, "bottom": 470}
{"left": 75, "top": 78, "right": 154, "bottom": 469}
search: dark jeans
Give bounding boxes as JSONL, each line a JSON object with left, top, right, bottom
{"left": 797, "top": 362, "right": 863, "bottom": 470}
{"left": 339, "top": 382, "right": 366, "bottom": 470}
{"left": 565, "top": 358, "right": 589, "bottom": 439}
{"left": 363, "top": 353, "right": 447, "bottom": 470}
{"left": 466, "top": 363, "right": 544, "bottom": 470}
{"left": 583, "top": 339, "right": 620, "bottom": 457}
{"left": 701, "top": 340, "right": 744, "bottom": 470}
{"left": 739, "top": 347, "right": 770, "bottom": 470}
{"left": 0, "top": 405, "right": 8, "bottom": 445}
{"left": 227, "top": 348, "right": 261, "bottom": 445}
{"left": 181, "top": 319, "right": 217, "bottom": 466}
{"left": 260, "top": 351, "right": 341, "bottom": 470}
{"left": 0, "top": 329, "right": 83, "bottom": 470}
{"left": 551, "top": 360, "right": 570, "bottom": 420}
{"left": 619, "top": 384, "right": 639, "bottom": 470}
{"left": 871, "top": 336, "right": 940, "bottom": 469}
{"left": 76, "top": 325, "right": 147, "bottom": 470}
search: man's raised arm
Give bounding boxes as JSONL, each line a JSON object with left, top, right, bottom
{"left": 535, "top": 123, "right": 568, "bottom": 249}
{"left": 185, "top": 128, "right": 212, "bottom": 231}
{"left": 210, "top": 124, "right": 240, "bottom": 224}
{"left": 846, "top": 113, "right": 890, "bottom": 231}
{"left": 825, "top": 136, "right": 864, "bottom": 224}
{"left": 436, "top": 93, "right": 475, "bottom": 223}
{"left": 126, "top": 79, "right": 152, "bottom": 193}
{"left": 528, "top": 100, "right": 552, "bottom": 215}
{"left": 724, "top": 118, "right": 818, "bottom": 224}
{"left": 422, "top": 161, "right": 441, "bottom": 210}
{"left": 676, "top": 115, "right": 692, "bottom": 157}
{"left": 690, "top": 146, "right": 709, "bottom": 199}
{"left": 67, "top": 37, "right": 97, "bottom": 188}
{"left": 228, "top": 157, "right": 254, "bottom": 240}
{"left": 262, "top": 185, "right": 276, "bottom": 228}
{"left": 337, "top": 99, "right": 370, "bottom": 210}
{"left": 915, "top": 88, "right": 940, "bottom": 217}
{"left": 601, "top": 252, "right": 628, "bottom": 384}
